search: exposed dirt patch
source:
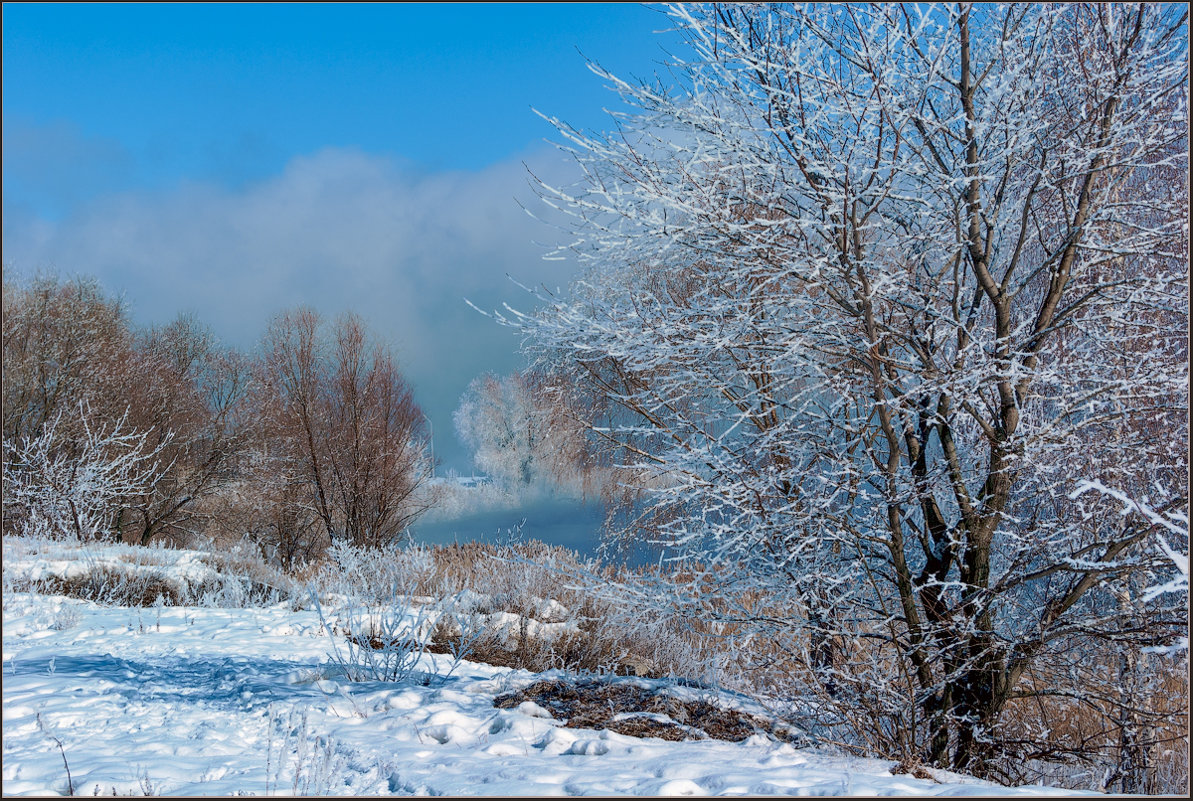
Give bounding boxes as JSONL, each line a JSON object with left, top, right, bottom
{"left": 891, "top": 757, "right": 937, "bottom": 782}
{"left": 494, "top": 678, "right": 798, "bottom": 744}
{"left": 427, "top": 628, "right": 659, "bottom": 678}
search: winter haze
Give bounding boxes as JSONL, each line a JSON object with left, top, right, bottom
{"left": 2, "top": 3, "right": 675, "bottom": 472}
{"left": 4, "top": 144, "right": 576, "bottom": 470}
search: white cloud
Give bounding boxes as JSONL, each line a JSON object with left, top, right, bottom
{"left": 2, "top": 145, "right": 584, "bottom": 470}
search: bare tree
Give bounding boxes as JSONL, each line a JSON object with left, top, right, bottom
{"left": 2, "top": 275, "right": 133, "bottom": 448}
{"left": 516, "top": 2, "right": 1188, "bottom": 785}
{"left": 2, "top": 277, "right": 254, "bottom": 546}
{"left": 260, "top": 308, "right": 431, "bottom": 549}
{"left": 1, "top": 278, "right": 430, "bottom": 558}
{"left": 117, "top": 315, "right": 252, "bottom": 545}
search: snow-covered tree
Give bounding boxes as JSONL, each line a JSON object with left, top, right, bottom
{"left": 453, "top": 370, "right": 592, "bottom": 497}
{"left": 515, "top": 3, "right": 1188, "bottom": 783}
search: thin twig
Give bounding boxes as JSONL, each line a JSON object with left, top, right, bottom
{"left": 36, "top": 712, "right": 73, "bottom": 796}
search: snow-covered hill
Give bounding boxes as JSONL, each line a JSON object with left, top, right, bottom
{"left": 2, "top": 538, "right": 1089, "bottom": 796}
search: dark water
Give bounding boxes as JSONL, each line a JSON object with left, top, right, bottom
{"left": 408, "top": 495, "right": 661, "bottom": 567}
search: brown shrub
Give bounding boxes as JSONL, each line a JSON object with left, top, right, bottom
{"left": 31, "top": 568, "right": 184, "bottom": 607}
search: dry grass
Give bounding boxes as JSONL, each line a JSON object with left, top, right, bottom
{"left": 10, "top": 563, "right": 294, "bottom": 608}
{"left": 29, "top": 567, "right": 186, "bottom": 607}
{"left": 997, "top": 657, "right": 1190, "bottom": 793}
{"left": 3, "top": 535, "right": 298, "bottom": 608}
{"left": 309, "top": 539, "right": 715, "bottom": 681}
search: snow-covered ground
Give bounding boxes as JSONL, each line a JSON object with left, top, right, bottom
{"left": 2, "top": 540, "right": 1090, "bottom": 796}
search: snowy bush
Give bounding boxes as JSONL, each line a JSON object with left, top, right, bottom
{"left": 2, "top": 535, "right": 298, "bottom": 608}
{"left": 3, "top": 402, "right": 171, "bottom": 542}
{"left": 312, "top": 589, "right": 483, "bottom": 685}
{"left": 304, "top": 537, "right": 726, "bottom": 683}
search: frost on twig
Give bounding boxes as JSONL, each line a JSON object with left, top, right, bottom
{"left": 1071, "top": 479, "right": 1189, "bottom": 655}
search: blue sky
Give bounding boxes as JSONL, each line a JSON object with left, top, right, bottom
{"left": 3, "top": 2, "right": 681, "bottom": 471}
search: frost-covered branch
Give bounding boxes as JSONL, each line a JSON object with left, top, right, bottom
{"left": 3, "top": 401, "right": 173, "bottom": 541}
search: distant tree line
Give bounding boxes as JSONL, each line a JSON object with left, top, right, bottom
{"left": 2, "top": 275, "right": 431, "bottom": 567}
